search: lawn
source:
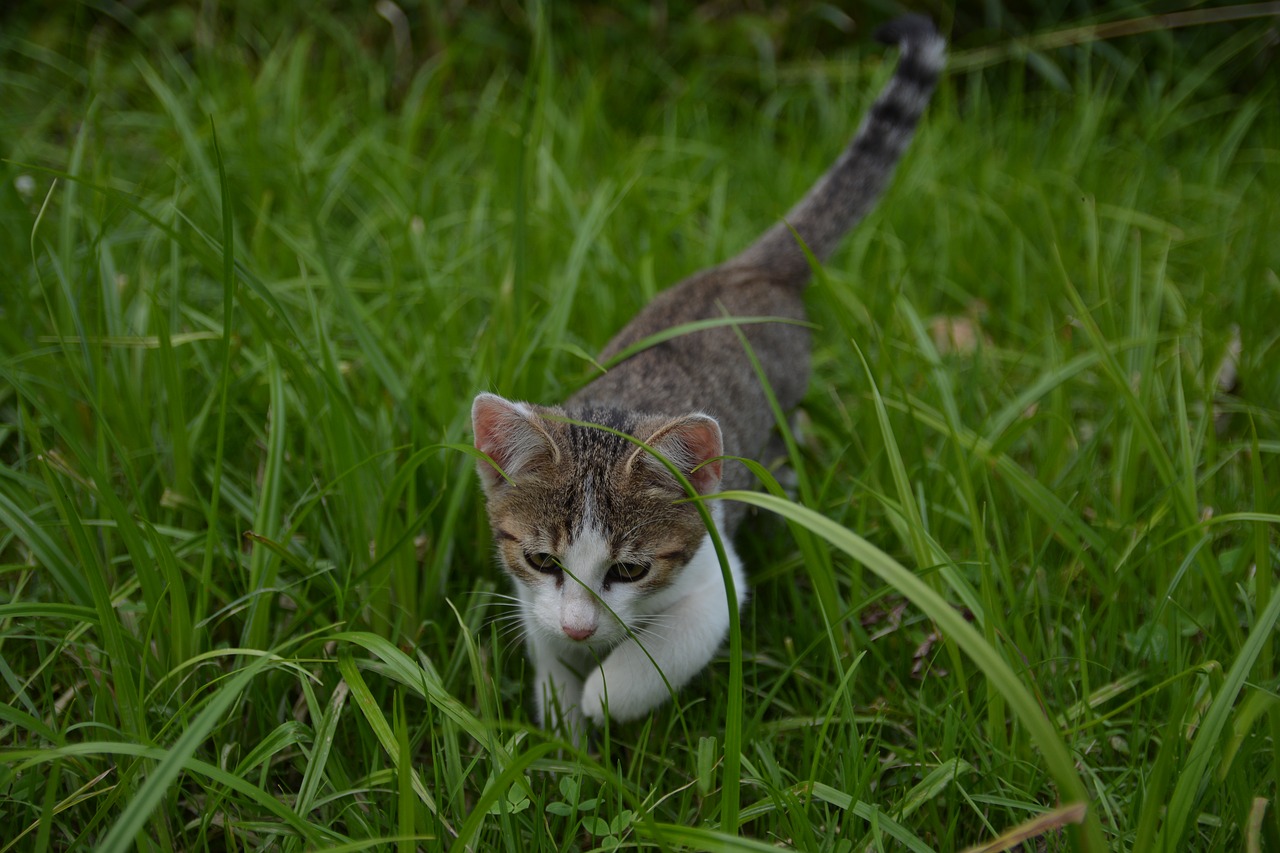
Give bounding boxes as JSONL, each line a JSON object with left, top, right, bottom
{"left": 1, "top": 3, "right": 1278, "bottom": 851}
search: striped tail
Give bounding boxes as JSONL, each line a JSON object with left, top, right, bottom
{"left": 731, "top": 14, "right": 945, "bottom": 284}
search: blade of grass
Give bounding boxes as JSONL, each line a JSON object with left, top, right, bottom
{"left": 896, "top": 758, "right": 974, "bottom": 821}
{"left": 95, "top": 651, "right": 276, "bottom": 852}
{"left": 300, "top": 174, "right": 407, "bottom": 403}
{"left": 3, "top": 767, "right": 114, "bottom": 853}
{"left": 1158, "top": 582, "right": 1280, "bottom": 848}
{"left": 336, "top": 649, "right": 456, "bottom": 837}
{"left": 1250, "top": 418, "right": 1279, "bottom": 811}
{"left": 603, "top": 315, "right": 813, "bottom": 371}
{"left": 1056, "top": 250, "right": 1241, "bottom": 650}
{"left": 295, "top": 679, "right": 349, "bottom": 817}
{"left": 0, "top": 488, "right": 91, "bottom": 607}
{"left": 332, "top": 631, "right": 497, "bottom": 750}
{"left": 851, "top": 336, "right": 974, "bottom": 712}
{"left": 34, "top": 453, "right": 146, "bottom": 741}
{"left": 715, "top": 490, "right": 1107, "bottom": 852}
{"left": 196, "top": 119, "right": 238, "bottom": 636}
{"left": 5, "top": 741, "right": 330, "bottom": 845}
{"left": 395, "top": 689, "right": 416, "bottom": 852}
{"left": 960, "top": 802, "right": 1089, "bottom": 853}
{"left": 891, "top": 394, "right": 1110, "bottom": 559}
{"left": 244, "top": 345, "right": 287, "bottom": 651}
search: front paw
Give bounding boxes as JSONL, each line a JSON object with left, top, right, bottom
{"left": 579, "top": 655, "right": 665, "bottom": 725}
{"left": 579, "top": 668, "right": 608, "bottom": 727}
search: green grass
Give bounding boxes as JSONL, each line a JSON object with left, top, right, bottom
{"left": 2, "top": 3, "right": 1279, "bottom": 851}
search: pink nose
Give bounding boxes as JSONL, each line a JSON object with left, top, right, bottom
{"left": 562, "top": 624, "right": 596, "bottom": 641}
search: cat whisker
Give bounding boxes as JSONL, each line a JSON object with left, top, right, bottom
{"left": 486, "top": 611, "right": 526, "bottom": 624}
{"left": 634, "top": 612, "right": 675, "bottom": 624}
{"left": 490, "top": 618, "right": 531, "bottom": 642}
{"left": 476, "top": 598, "right": 526, "bottom": 612}
{"left": 630, "top": 624, "right": 669, "bottom": 643}
{"left": 489, "top": 624, "right": 527, "bottom": 641}
{"left": 486, "top": 609, "right": 522, "bottom": 625}
{"left": 468, "top": 590, "right": 525, "bottom": 604}
{"left": 483, "top": 594, "right": 524, "bottom": 606}
{"left": 483, "top": 610, "right": 529, "bottom": 632}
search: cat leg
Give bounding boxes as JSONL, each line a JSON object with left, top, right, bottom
{"left": 529, "top": 633, "right": 591, "bottom": 742}
{"left": 579, "top": 542, "right": 744, "bottom": 725}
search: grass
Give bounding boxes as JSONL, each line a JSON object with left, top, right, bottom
{"left": 2, "top": 3, "right": 1279, "bottom": 850}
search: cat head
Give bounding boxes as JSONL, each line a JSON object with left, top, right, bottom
{"left": 471, "top": 392, "right": 723, "bottom": 648}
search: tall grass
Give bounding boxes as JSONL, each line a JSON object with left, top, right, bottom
{"left": 1, "top": 4, "right": 1277, "bottom": 850}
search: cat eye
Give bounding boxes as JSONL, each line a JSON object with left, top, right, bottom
{"left": 606, "top": 561, "right": 650, "bottom": 584}
{"left": 524, "top": 551, "right": 560, "bottom": 574}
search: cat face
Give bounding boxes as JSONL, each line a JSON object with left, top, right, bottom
{"left": 472, "top": 394, "right": 723, "bottom": 648}
{"left": 491, "top": 498, "right": 707, "bottom": 649}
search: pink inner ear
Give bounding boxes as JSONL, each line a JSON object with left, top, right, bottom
{"left": 472, "top": 397, "right": 511, "bottom": 470}
{"left": 472, "top": 407, "right": 504, "bottom": 464}
{"left": 680, "top": 420, "right": 723, "bottom": 494}
{"left": 472, "top": 394, "right": 542, "bottom": 488}
{"left": 646, "top": 415, "right": 723, "bottom": 495}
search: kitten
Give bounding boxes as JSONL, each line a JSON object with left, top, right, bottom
{"left": 472, "top": 16, "right": 945, "bottom": 736}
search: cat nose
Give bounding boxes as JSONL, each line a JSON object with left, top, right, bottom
{"left": 562, "top": 624, "right": 596, "bottom": 641}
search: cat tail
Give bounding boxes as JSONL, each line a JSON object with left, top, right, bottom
{"left": 731, "top": 14, "right": 945, "bottom": 285}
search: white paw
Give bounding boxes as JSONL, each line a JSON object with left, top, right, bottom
{"left": 580, "top": 658, "right": 666, "bottom": 725}
{"left": 579, "top": 668, "right": 608, "bottom": 726}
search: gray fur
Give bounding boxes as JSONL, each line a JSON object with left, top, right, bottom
{"left": 566, "top": 16, "right": 945, "bottom": 531}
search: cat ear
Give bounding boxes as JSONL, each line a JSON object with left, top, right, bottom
{"left": 630, "top": 414, "right": 724, "bottom": 496}
{"left": 471, "top": 393, "right": 559, "bottom": 494}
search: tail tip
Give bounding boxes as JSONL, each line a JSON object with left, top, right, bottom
{"left": 873, "top": 14, "right": 940, "bottom": 48}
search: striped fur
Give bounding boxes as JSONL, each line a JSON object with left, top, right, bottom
{"left": 733, "top": 14, "right": 947, "bottom": 283}
{"left": 473, "top": 16, "right": 946, "bottom": 734}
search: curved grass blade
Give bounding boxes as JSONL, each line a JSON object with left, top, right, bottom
{"left": 332, "top": 631, "right": 496, "bottom": 750}
{"left": 961, "top": 802, "right": 1089, "bottom": 853}
{"left": 0, "top": 702, "right": 62, "bottom": 746}
{"left": 95, "top": 651, "right": 281, "bottom": 851}
{"left": 295, "top": 680, "right": 349, "bottom": 817}
{"left": 4, "top": 741, "right": 330, "bottom": 845}
{"left": 0, "top": 489, "right": 91, "bottom": 607}
{"left": 1157, "top": 585, "right": 1280, "bottom": 849}
{"left": 896, "top": 758, "right": 974, "bottom": 821}
{"left": 337, "top": 649, "right": 456, "bottom": 837}
{"left": 0, "top": 602, "right": 96, "bottom": 624}
{"left": 890, "top": 394, "right": 1109, "bottom": 559}
{"left": 797, "top": 781, "right": 936, "bottom": 853}
{"left": 715, "top": 490, "right": 1107, "bottom": 852}
{"left": 601, "top": 315, "right": 813, "bottom": 371}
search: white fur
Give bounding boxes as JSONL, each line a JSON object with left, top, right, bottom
{"left": 516, "top": 505, "right": 747, "bottom": 734}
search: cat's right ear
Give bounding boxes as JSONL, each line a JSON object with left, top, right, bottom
{"left": 628, "top": 414, "right": 724, "bottom": 496}
{"left": 471, "top": 393, "right": 559, "bottom": 495}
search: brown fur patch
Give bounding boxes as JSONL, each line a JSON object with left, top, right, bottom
{"left": 482, "top": 407, "right": 715, "bottom": 591}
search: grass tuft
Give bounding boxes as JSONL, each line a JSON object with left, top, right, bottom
{"left": 1, "top": 4, "right": 1277, "bottom": 850}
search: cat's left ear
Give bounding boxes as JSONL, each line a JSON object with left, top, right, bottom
{"left": 471, "top": 393, "right": 560, "bottom": 495}
{"left": 629, "top": 414, "right": 724, "bottom": 496}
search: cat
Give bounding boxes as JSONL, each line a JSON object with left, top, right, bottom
{"left": 472, "top": 15, "right": 945, "bottom": 737}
